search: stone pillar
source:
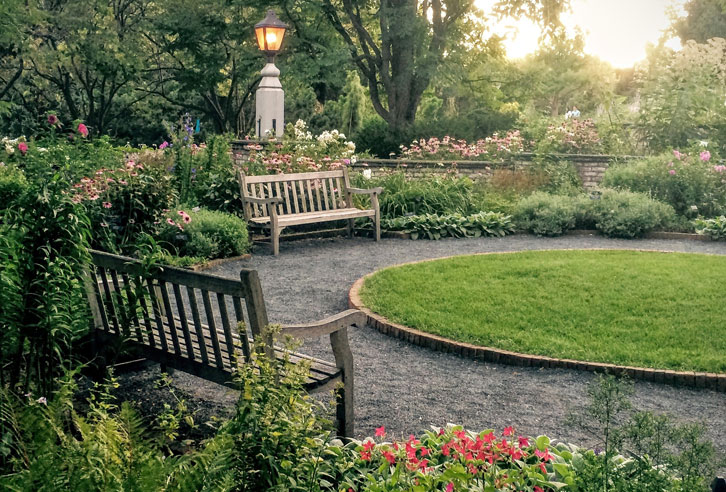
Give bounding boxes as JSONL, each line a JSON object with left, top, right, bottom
{"left": 255, "top": 62, "right": 284, "bottom": 138}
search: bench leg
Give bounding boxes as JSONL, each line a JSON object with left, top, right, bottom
{"left": 336, "top": 382, "right": 354, "bottom": 437}
{"left": 347, "top": 219, "right": 354, "bottom": 238}
{"left": 374, "top": 215, "right": 381, "bottom": 241}
{"left": 272, "top": 228, "right": 280, "bottom": 255}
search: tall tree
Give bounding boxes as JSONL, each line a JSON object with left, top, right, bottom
{"left": 321, "top": 0, "right": 569, "bottom": 132}
{"left": 25, "top": 0, "right": 152, "bottom": 135}
{"left": 675, "top": 0, "right": 726, "bottom": 43}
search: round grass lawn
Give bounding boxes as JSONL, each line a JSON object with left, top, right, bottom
{"left": 360, "top": 250, "right": 726, "bottom": 374}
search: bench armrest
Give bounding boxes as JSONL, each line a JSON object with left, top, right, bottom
{"left": 347, "top": 187, "right": 383, "bottom": 195}
{"left": 279, "top": 309, "right": 365, "bottom": 339}
{"left": 244, "top": 196, "right": 283, "bottom": 205}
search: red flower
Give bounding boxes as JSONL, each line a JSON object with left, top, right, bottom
{"left": 17, "top": 142, "right": 28, "bottom": 155}
{"left": 518, "top": 436, "right": 529, "bottom": 448}
{"left": 382, "top": 450, "right": 396, "bottom": 465}
{"left": 502, "top": 426, "right": 514, "bottom": 436}
{"left": 77, "top": 123, "right": 89, "bottom": 137}
{"left": 375, "top": 426, "right": 385, "bottom": 437}
{"left": 362, "top": 440, "right": 375, "bottom": 452}
{"left": 534, "top": 487, "right": 544, "bottom": 492}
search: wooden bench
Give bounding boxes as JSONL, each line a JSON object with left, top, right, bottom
{"left": 84, "top": 249, "right": 363, "bottom": 436}
{"left": 238, "top": 168, "right": 383, "bottom": 255}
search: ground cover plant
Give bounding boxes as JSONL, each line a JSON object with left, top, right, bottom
{"left": 360, "top": 250, "right": 726, "bottom": 373}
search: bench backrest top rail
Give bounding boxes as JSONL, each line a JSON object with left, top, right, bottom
{"left": 242, "top": 169, "right": 346, "bottom": 183}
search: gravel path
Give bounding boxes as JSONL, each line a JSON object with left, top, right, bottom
{"left": 190, "top": 234, "right": 724, "bottom": 459}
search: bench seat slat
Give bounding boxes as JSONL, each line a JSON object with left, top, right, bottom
{"left": 249, "top": 208, "right": 375, "bottom": 226}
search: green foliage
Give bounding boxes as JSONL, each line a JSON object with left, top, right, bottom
{"left": 591, "top": 189, "right": 675, "bottom": 238}
{"left": 353, "top": 172, "right": 476, "bottom": 219}
{"left": 695, "top": 215, "right": 726, "bottom": 239}
{"left": 353, "top": 117, "right": 412, "bottom": 158}
{"left": 192, "top": 134, "right": 241, "bottom": 216}
{"left": 602, "top": 150, "right": 726, "bottom": 218}
{"left": 159, "top": 208, "right": 250, "bottom": 260}
{"left": 382, "top": 211, "right": 514, "bottom": 240}
{"left": 537, "top": 118, "right": 602, "bottom": 154}
{"left": 218, "top": 327, "right": 339, "bottom": 491}
{"left": 0, "top": 168, "right": 92, "bottom": 394}
{"left": 0, "top": 163, "right": 27, "bottom": 209}
{"left": 74, "top": 151, "right": 177, "bottom": 253}
{"left": 675, "top": 0, "right": 726, "bottom": 43}
{"left": 636, "top": 39, "right": 726, "bottom": 152}
{"left": 568, "top": 374, "right": 721, "bottom": 492}
{"left": 515, "top": 191, "right": 579, "bottom": 236}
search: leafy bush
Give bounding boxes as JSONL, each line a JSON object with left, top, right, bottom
{"left": 353, "top": 171, "right": 476, "bottom": 219}
{"left": 538, "top": 118, "right": 602, "bottom": 154}
{"left": 399, "top": 131, "right": 525, "bottom": 161}
{"left": 515, "top": 192, "right": 579, "bottom": 236}
{"left": 591, "top": 189, "right": 675, "bottom": 238}
{"left": 0, "top": 163, "right": 27, "bottom": 209}
{"left": 158, "top": 207, "right": 250, "bottom": 260}
{"left": 602, "top": 150, "right": 726, "bottom": 218}
{"left": 568, "top": 374, "right": 721, "bottom": 492}
{"left": 382, "top": 212, "right": 514, "bottom": 240}
{"left": 71, "top": 153, "right": 177, "bottom": 253}
{"left": 353, "top": 116, "right": 411, "bottom": 158}
{"left": 695, "top": 215, "right": 726, "bottom": 240}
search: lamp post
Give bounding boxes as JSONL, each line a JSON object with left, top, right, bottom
{"left": 254, "top": 10, "right": 288, "bottom": 139}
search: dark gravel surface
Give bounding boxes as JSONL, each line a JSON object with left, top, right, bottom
{"left": 125, "top": 234, "right": 726, "bottom": 462}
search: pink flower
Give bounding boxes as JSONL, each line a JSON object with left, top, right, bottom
{"left": 182, "top": 214, "right": 191, "bottom": 224}
{"left": 166, "top": 218, "right": 175, "bottom": 226}
{"left": 159, "top": 141, "right": 169, "bottom": 150}
{"left": 77, "top": 123, "right": 89, "bottom": 137}
{"left": 36, "top": 397, "right": 47, "bottom": 405}
{"left": 446, "top": 483, "right": 454, "bottom": 492}
{"left": 669, "top": 169, "right": 676, "bottom": 175}
{"left": 47, "top": 114, "right": 59, "bottom": 126}
{"left": 700, "top": 150, "right": 711, "bottom": 162}
{"left": 375, "top": 426, "right": 386, "bottom": 437}
{"left": 126, "top": 161, "right": 135, "bottom": 169}
{"left": 673, "top": 149, "right": 682, "bottom": 160}
{"left": 518, "top": 436, "right": 529, "bottom": 448}
{"left": 102, "top": 201, "right": 112, "bottom": 208}
{"left": 17, "top": 142, "right": 28, "bottom": 155}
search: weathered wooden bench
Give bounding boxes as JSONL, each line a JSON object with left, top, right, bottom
{"left": 238, "top": 168, "right": 383, "bottom": 255}
{"left": 84, "top": 249, "right": 363, "bottom": 436}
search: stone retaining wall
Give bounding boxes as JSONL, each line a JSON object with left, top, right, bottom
{"left": 230, "top": 140, "right": 638, "bottom": 189}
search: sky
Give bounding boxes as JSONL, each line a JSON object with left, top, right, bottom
{"left": 475, "top": 0, "right": 687, "bottom": 68}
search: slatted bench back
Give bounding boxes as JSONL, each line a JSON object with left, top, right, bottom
{"left": 85, "top": 250, "right": 270, "bottom": 377}
{"left": 239, "top": 169, "right": 353, "bottom": 221}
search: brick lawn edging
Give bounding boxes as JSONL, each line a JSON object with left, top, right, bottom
{"left": 347, "top": 250, "right": 726, "bottom": 393}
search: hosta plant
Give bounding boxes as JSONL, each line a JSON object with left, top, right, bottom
{"left": 382, "top": 212, "right": 514, "bottom": 240}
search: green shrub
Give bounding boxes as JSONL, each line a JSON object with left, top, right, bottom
{"left": 382, "top": 211, "right": 514, "bottom": 240}
{"left": 159, "top": 207, "right": 250, "bottom": 259}
{"left": 592, "top": 189, "right": 674, "bottom": 238}
{"left": 602, "top": 150, "right": 726, "bottom": 218}
{"left": 353, "top": 171, "right": 476, "bottom": 218}
{"left": 0, "top": 163, "right": 28, "bottom": 209}
{"left": 515, "top": 192, "right": 579, "bottom": 236}
{"left": 695, "top": 216, "right": 726, "bottom": 240}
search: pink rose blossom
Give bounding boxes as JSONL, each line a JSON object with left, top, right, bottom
{"left": 17, "top": 142, "right": 28, "bottom": 155}
{"left": 77, "top": 123, "right": 89, "bottom": 137}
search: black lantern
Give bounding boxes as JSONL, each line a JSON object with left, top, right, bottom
{"left": 255, "top": 10, "right": 288, "bottom": 58}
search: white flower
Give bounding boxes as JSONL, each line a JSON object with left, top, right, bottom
{"left": 5, "top": 144, "right": 14, "bottom": 155}
{"left": 362, "top": 169, "right": 372, "bottom": 179}
{"left": 699, "top": 140, "right": 708, "bottom": 147}
{"left": 351, "top": 156, "right": 357, "bottom": 164}
{"left": 691, "top": 205, "right": 698, "bottom": 211}
{"left": 37, "top": 397, "right": 47, "bottom": 405}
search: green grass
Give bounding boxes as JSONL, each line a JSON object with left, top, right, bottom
{"left": 360, "top": 250, "right": 726, "bottom": 373}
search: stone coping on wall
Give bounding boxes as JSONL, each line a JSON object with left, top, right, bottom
{"left": 348, "top": 250, "right": 726, "bottom": 393}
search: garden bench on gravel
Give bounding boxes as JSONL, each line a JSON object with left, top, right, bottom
{"left": 84, "top": 249, "right": 364, "bottom": 436}
{"left": 238, "top": 168, "right": 383, "bottom": 255}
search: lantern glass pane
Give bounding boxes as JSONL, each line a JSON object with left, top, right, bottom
{"left": 255, "top": 27, "right": 266, "bottom": 51}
